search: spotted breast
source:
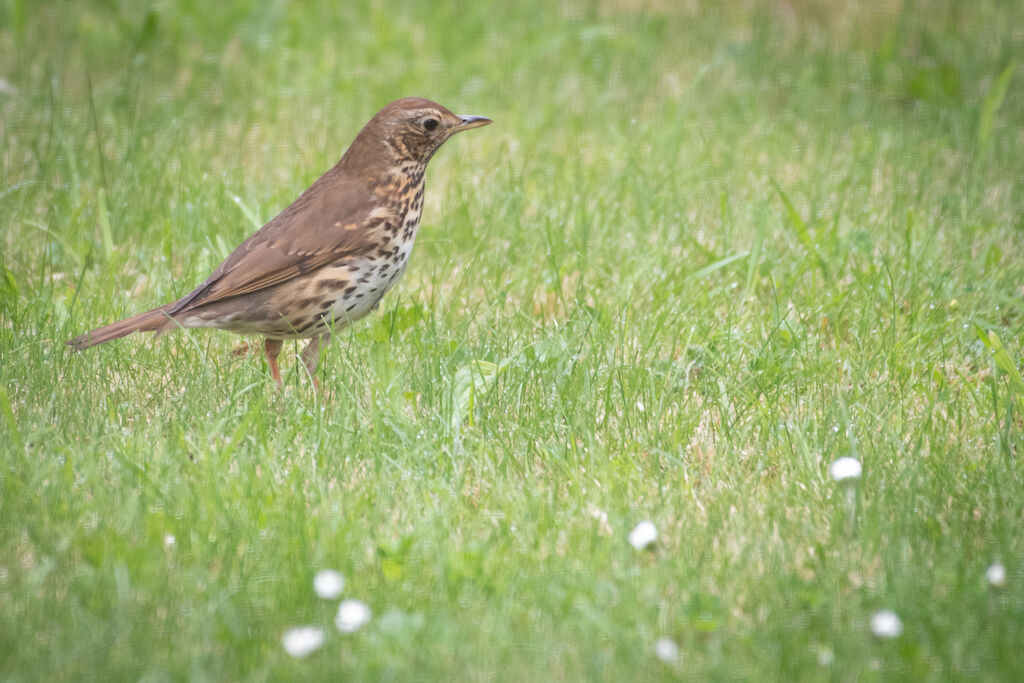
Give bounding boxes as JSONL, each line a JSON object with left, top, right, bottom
{"left": 67, "top": 97, "right": 491, "bottom": 387}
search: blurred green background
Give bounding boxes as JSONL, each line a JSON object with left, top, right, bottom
{"left": 1, "top": 1, "right": 1022, "bottom": 680}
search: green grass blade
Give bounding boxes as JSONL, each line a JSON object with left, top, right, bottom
{"left": 0, "top": 384, "right": 22, "bottom": 453}
{"left": 229, "top": 193, "right": 263, "bottom": 230}
{"left": 97, "top": 188, "right": 114, "bottom": 260}
{"left": 976, "top": 325, "right": 1024, "bottom": 393}
{"left": 451, "top": 359, "right": 505, "bottom": 432}
{"left": 978, "top": 60, "right": 1017, "bottom": 155}
{"left": 772, "top": 180, "right": 830, "bottom": 280}
{"left": 689, "top": 250, "right": 749, "bottom": 281}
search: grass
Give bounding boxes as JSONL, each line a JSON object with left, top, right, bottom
{"left": 2, "top": 0, "right": 1023, "bottom": 679}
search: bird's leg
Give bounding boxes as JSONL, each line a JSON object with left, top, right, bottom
{"left": 300, "top": 333, "right": 330, "bottom": 391}
{"left": 264, "top": 338, "right": 283, "bottom": 386}
{"left": 230, "top": 341, "right": 252, "bottom": 358}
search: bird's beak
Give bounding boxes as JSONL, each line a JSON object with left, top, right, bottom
{"left": 454, "top": 115, "right": 492, "bottom": 132}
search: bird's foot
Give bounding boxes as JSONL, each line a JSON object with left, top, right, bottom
{"left": 230, "top": 341, "right": 253, "bottom": 357}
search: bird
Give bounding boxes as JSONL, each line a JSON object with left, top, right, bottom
{"left": 67, "top": 97, "right": 491, "bottom": 387}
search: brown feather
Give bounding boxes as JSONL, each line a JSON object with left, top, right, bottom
{"left": 67, "top": 304, "right": 173, "bottom": 350}
{"left": 162, "top": 98, "right": 463, "bottom": 317}
{"left": 66, "top": 96, "right": 491, "bottom": 386}
{"left": 170, "top": 167, "right": 387, "bottom": 313}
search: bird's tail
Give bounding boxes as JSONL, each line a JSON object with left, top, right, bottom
{"left": 67, "top": 304, "right": 174, "bottom": 351}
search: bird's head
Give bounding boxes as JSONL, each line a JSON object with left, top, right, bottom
{"left": 351, "top": 97, "right": 492, "bottom": 168}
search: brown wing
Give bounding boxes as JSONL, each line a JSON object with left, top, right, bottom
{"left": 170, "top": 167, "right": 396, "bottom": 315}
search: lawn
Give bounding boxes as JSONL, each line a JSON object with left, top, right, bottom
{"left": 2, "top": 1, "right": 1023, "bottom": 680}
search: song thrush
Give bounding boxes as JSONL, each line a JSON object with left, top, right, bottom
{"left": 67, "top": 97, "right": 491, "bottom": 386}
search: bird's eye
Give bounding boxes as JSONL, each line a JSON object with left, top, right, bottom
{"left": 423, "top": 118, "right": 439, "bottom": 132}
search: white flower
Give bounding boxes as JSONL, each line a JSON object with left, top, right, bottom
{"left": 282, "top": 626, "right": 325, "bottom": 657}
{"left": 335, "top": 599, "right": 372, "bottom": 633}
{"left": 869, "top": 610, "right": 903, "bottom": 638}
{"left": 829, "top": 457, "right": 862, "bottom": 482}
{"left": 587, "top": 504, "right": 612, "bottom": 536}
{"left": 164, "top": 534, "right": 176, "bottom": 548}
{"left": 313, "top": 569, "right": 345, "bottom": 599}
{"left": 985, "top": 562, "right": 1007, "bottom": 587}
{"left": 654, "top": 636, "right": 679, "bottom": 662}
{"left": 628, "top": 520, "right": 658, "bottom": 550}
